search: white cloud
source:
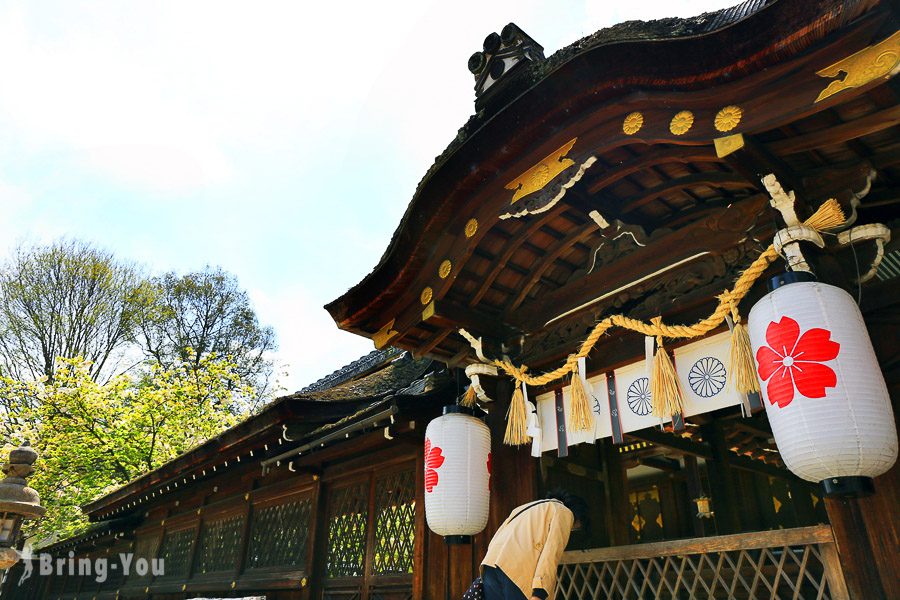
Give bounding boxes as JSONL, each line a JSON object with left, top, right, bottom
{"left": 248, "top": 284, "right": 373, "bottom": 394}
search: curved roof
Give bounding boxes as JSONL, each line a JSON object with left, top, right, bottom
{"left": 325, "top": 0, "right": 897, "bottom": 366}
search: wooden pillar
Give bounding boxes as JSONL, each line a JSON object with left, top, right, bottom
{"left": 600, "top": 438, "right": 630, "bottom": 546}
{"left": 484, "top": 378, "right": 537, "bottom": 538}
{"left": 308, "top": 478, "right": 330, "bottom": 600}
{"left": 859, "top": 464, "right": 900, "bottom": 600}
{"left": 824, "top": 495, "right": 888, "bottom": 600}
{"left": 702, "top": 421, "right": 741, "bottom": 534}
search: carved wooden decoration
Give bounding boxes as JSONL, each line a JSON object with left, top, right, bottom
{"left": 815, "top": 30, "right": 900, "bottom": 103}
{"left": 623, "top": 112, "right": 644, "bottom": 135}
{"left": 464, "top": 218, "right": 479, "bottom": 238}
{"left": 501, "top": 140, "right": 598, "bottom": 219}
{"left": 714, "top": 106, "right": 743, "bottom": 132}
{"left": 505, "top": 138, "right": 578, "bottom": 205}
{"left": 670, "top": 111, "right": 695, "bottom": 135}
{"left": 373, "top": 319, "right": 399, "bottom": 350}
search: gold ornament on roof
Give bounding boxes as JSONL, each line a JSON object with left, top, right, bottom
{"left": 669, "top": 111, "right": 694, "bottom": 135}
{"left": 420, "top": 287, "right": 433, "bottom": 305}
{"left": 373, "top": 319, "right": 398, "bottom": 349}
{"left": 714, "top": 105, "right": 743, "bottom": 132}
{"left": 622, "top": 112, "right": 644, "bottom": 135}
{"left": 815, "top": 30, "right": 900, "bottom": 103}
{"left": 464, "top": 218, "right": 479, "bottom": 238}
{"left": 505, "top": 138, "right": 577, "bottom": 204}
{"left": 714, "top": 133, "right": 745, "bottom": 158}
{"left": 439, "top": 260, "right": 452, "bottom": 279}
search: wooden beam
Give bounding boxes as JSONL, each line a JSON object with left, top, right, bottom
{"left": 517, "top": 196, "right": 767, "bottom": 332}
{"left": 422, "top": 299, "right": 519, "bottom": 341}
{"left": 626, "top": 428, "right": 712, "bottom": 460}
{"left": 469, "top": 203, "right": 579, "bottom": 307}
{"left": 717, "top": 134, "right": 806, "bottom": 198}
{"left": 637, "top": 456, "right": 681, "bottom": 472}
{"left": 509, "top": 222, "right": 601, "bottom": 311}
{"left": 769, "top": 105, "right": 900, "bottom": 155}
{"left": 619, "top": 172, "right": 755, "bottom": 216}
{"left": 729, "top": 453, "right": 814, "bottom": 490}
{"left": 586, "top": 147, "right": 721, "bottom": 195}
{"left": 559, "top": 524, "right": 835, "bottom": 564}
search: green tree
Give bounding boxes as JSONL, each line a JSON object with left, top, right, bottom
{"left": 0, "top": 239, "right": 141, "bottom": 384}
{"left": 133, "top": 267, "right": 277, "bottom": 405}
{"left": 1, "top": 355, "right": 247, "bottom": 540}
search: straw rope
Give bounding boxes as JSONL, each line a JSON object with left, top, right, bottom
{"left": 462, "top": 199, "right": 845, "bottom": 390}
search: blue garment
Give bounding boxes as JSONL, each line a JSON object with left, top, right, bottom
{"left": 482, "top": 566, "right": 528, "bottom": 600}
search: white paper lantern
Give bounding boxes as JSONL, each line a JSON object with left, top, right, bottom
{"left": 748, "top": 274, "right": 898, "bottom": 496}
{"left": 423, "top": 406, "right": 491, "bottom": 542}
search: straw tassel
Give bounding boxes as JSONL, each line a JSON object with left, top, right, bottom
{"left": 650, "top": 318, "right": 685, "bottom": 419}
{"left": 729, "top": 317, "right": 760, "bottom": 394}
{"left": 504, "top": 381, "right": 531, "bottom": 446}
{"left": 460, "top": 385, "right": 478, "bottom": 408}
{"left": 805, "top": 198, "right": 846, "bottom": 231}
{"left": 569, "top": 361, "right": 593, "bottom": 432}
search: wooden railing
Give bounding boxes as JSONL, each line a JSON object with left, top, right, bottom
{"left": 557, "top": 525, "right": 849, "bottom": 600}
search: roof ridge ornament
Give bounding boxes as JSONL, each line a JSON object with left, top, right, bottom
{"left": 468, "top": 23, "right": 544, "bottom": 111}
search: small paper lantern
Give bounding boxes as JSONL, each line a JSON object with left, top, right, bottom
{"left": 748, "top": 273, "right": 898, "bottom": 497}
{"left": 423, "top": 406, "right": 491, "bottom": 543}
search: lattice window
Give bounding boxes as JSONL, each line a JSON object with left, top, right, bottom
{"left": 326, "top": 482, "right": 369, "bottom": 578}
{"left": 134, "top": 533, "right": 160, "bottom": 563}
{"left": 247, "top": 495, "right": 312, "bottom": 570}
{"left": 157, "top": 528, "right": 195, "bottom": 579}
{"left": 99, "top": 547, "right": 128, "bottom": 591}
{"left": 195, "top": 514, "right": 244, "bottom": 574}
{"left": 62, "top": 557, "right": 84, "bottom": 594}
{"left": 46, "top": 566, "right": 67, "bottom": 595}
{"left": 557, "top": 545, "right": 835, "bottom": 600}
{"left": 372, "top": 468, "right": 416, "bottom": 575}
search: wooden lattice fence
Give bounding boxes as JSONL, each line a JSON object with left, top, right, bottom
{"left": 557, "top": 525, "right": 848, "bottom": 600}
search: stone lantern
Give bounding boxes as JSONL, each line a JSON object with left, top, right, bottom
{"left": 0, "top": 443, "right": 44, "bottom": 569}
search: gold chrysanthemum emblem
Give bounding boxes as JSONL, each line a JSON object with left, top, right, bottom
{"left": 530, "top": 163, "right": 552, "bottom": 189}
{"left": 714, "top": 105, "right": 743, "bottom": 132}
{"left": 464, "top": 218, "right": 478, "bottom": 238}
{"left": 420, "top": 287, "right": 433, "bottom": 305}
{"left": 622, "top": 112, "right": 644, "bottom": 135}
{"left": 669, "top": 111, "right": 694, "bottom": 135}
{"left": 438, "top": 260, "right": 452, "bottom": 279}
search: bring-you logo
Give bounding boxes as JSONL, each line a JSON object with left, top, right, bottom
{"left": 16, "top": 551, "right": 164, "bottom": 586}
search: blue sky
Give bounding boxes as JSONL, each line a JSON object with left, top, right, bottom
{"left": 0, "top": 0, "right": 735, "bottom": 393}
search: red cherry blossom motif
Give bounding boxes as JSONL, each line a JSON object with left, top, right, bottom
{"left": 424, "top": 438, "right": 445, "bottom": 493}
{"left": 487, "top": 453, "right": 492, "bottom": 491}
{"left": 755, "top": 316, "right": 840, "bottom": 408}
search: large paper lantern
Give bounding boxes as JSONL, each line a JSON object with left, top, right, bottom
{"left": 748, "top": 273, "right": 898, "bottom": 497}
{"left": 423, "top": 406, "right": 491, "bottom": 543}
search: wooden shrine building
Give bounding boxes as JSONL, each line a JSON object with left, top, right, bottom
{"left": 4, "top": 1, "right": 899, "bottom": 599}
{"left": 1, "top": 350, "right": 458, "bottom": 600}
{"left": 323, "top": 0, "right": 900, "bottom": 598}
